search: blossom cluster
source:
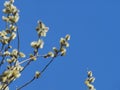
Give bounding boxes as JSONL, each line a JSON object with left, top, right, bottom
{"left": 59, "top": 34, "right": 70, "bottom": 56}
{"left": 0, "top": 0, "right": 19, "bottom": 45}
{"left": 36, "top": 21, "right": 49, "bottom": 37}
{"left": 85, "top": 71, "right": 96, "bottom": 90}
{"left": 0, "top": 0, "right": 70, "bottom": 90}
{"left": 2, "top": 0, "right": 19, "bottom": 23}
{"left": 0, "top": 48, "right": 25, "bottom": 90}
{"left": 0, "top": 63, "right": 23, "bottom": 83}
{"left": 31, "top": 39, "right": 44, "bottom": 49}
{"left": 0, "top": 0, "right": 25, "bottom": 89}
{"left": 30, "top": 21, "right": 49, "bottom": 56}
{"left": 44, "top": 34, "right": 70, "bottom": 58}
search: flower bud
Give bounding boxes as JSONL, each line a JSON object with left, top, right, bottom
{"left": 60, "top": 48, "right": 66, "bottom": 56}
{"left": 10, "top": 0, "right": 14, "bottom": 3}
{"left": 31, "top": 41, "right": 37, "bottom": 48}
{"left": 10, "top": 32, "right": 16, "bottom": 40}
{"left": 35, "top": 71, "right": 40, "bottom": 79}
{"left": 7, "top": 59, "right": 13, "bottom": 64}
{"left": 2, "top": 16, "right": 9, "bottom": 22}
{"left": 2, "top": 77, "right": 7, "bottom": 82}
{"left": 89, "top": 77, "right": 95, "bottom": 83}
{"left": 65, "top": 34, "right": 71, "bottom": 41}
{"left": 19, "top": 52, "right": 26, "bottom": 58}
{"left": 52, "top": 47, "right": 58, "bottom": 53}
{"left": 30, "top": 54, "right": 37, "bottom": 61}
{"left": 88, "top": 71, "right": 92, "bottom": 77}
{"left": 47, "top": 52, "right": 54, "bottom": 57}
{"left": 4, "top": 51, "right": 10, "bottom": 56}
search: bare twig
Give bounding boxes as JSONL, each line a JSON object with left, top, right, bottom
{"left": 16, "top": 77, "right": 36, "bottom": 90}
{"left": 41, "top": 57, "right": 55, "bottom": 74}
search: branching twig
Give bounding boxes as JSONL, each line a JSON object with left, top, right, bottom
{"left": 0, "top": 1, "right": 70, "bottom": 90}
{"left": 17, "top": 51, "right": 59, "bottom": 90}
{"left": 18, "top": 55, "right": 44, "bottom": 65}
{"left": 17, "top": 57, "right": 55, "bottom": 90}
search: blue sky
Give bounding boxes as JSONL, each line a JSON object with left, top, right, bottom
{"left": 0, "top": 0, "right": 120, "bottom": 90}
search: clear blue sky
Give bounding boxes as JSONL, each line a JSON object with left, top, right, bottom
{"left": 0, "top": 0, "right": 120, "bottom": 90}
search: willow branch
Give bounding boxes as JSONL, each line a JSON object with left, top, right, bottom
{"left": 2, "top": 77, "right": 15, "bottom": 90}
{"left": 16, "top": 23, "right": 20, "bottom": 54}
{"left": 20, "top": 48, "right": 39, "bottom": 72}
{"left": 0, "top": 42, "right": 11, "bottom": 68}
{"left": 19, "top": 55, "right": 44, "bottom": 65}
{"left": 41, "top": 57, "right": 55, "bottom": 74}
{"left": 17, "top": 55, "right": 58, "bottom": 90}
{"left": 16, "top": 77, "right": 36, "bottom": 90}
{"left": 20, "top": 60, "right": 32, "bottom": 73}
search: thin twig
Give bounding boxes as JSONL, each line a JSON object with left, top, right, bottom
{"left": 18, "top": 55, "right": 44, "bottom": 65}
{"left": 0, "top": 42, "right": 11, "bottom": 68}
{"left": 17, "top": 54, "right": 58, "bottom": 90}
{"left": 16, "top": 77, "right": 35, "bottom": 90}
{"left": 41, "top": 51, "right": 60, "bottom": 74}
{"left": 0, "top": 44, "right": 5, "bottom": 52}
{"left": 20, "top": 48, "right": 39, "bottom": 72}
{"left": 20, "top": 60, "right": 32, "bottom": 72}
{"left": 41, "top": 57, "right": 55, "bottom": 74}
{"left": 16, "top": 24, "right": 20, "bottom": 53}
{"left": 13, "top": 23, "right": 20, "bottom": 66}
{"left": 0, "top": 56, "right": 6, "bottom": 68}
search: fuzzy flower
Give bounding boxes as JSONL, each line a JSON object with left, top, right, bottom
{"left": 0, "top": 84, "right": 9, "bottom": 90}
{"left": 10, "top": 25, "right": 17, "bottom": 31}
{"left": 36, "top": 21, "right": 49, "bottom": 37}
{"left": 2, "top": 0, "right": 19, "bottom": 24}
{"left": 4, "top": 1, "right": 10, "bottom": 7}
{"left": 65, "top": 34, "right": 71, "bottom": 41}
{"left": 4, "top": 51, "right": 10, "bottom": 56}
{"left": 88, "top": 77, "right": 95, "bottom": 83}
{"left": 60, "top": 38, "right": 66, "bottom": 44}
{"left": 7, "top": 59, "right": 13, "bottom": 64}
{"left": 52, "top": 47, "right": 58, "bottom": 53}
{"left": 1, "top": 36, "right": 9, "bottom": 44}
{"left": 8, "top": 14, "right": 19, "bottom": 23}
{"left": 2, "top": 16, "right": 9, "bottom": 22}
{"left": 37, "top": 39, "right": 44, "bottom": 48}
{"left": 0, "top": 30, "right": 7, "bottom": 37}
{"left": 60, "top": 37, "right": 69, "bottom": 47}
{"left": 30, "top": 54, "right": 37, "bottom": 61}
{"left": 31, "top": 39, "right": 44, "bottom": 49}
{"left": 11, "top": 49, "right": 18, "bottom": 57}
{"left": 12, "top": 70, "right": 21, "bottom": 78}
{"left": 35, "top": 71, "right": 40, "bottom": 79}
{"left": 60, "top": 47, "right": 66, "bottom": 56}
{"left": 88, "top": 71, "right": 93, "bottom": 77}
{"left": 19, "top": 52, "right": 26, "bottom": 58}
{"left": 31, "top": 41, "right": 37, "bottom": 48}
{"left": 0, "top": 64, "right": 22, "bottom": 83}
{"left": 48, "top": 52, "right": 54, "bottom": 57}
{"left": 14, "top": 62, "right": 23, "bottom": 71}
{"left": 10, "top": 32, "right": 16, "bottom": 40}
{"left": 3, "top": 0, "right": 17, "bottom": 14}
{"left": 85, "top": 71, "right": 96, "bottom": 90}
